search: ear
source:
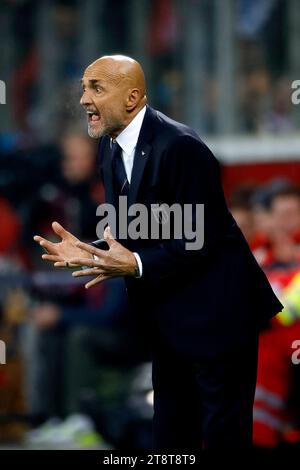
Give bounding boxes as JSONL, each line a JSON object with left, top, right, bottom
{"left": 126, "top": 88, "right": 140, "bottom": 111}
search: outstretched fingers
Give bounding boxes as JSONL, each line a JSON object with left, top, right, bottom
{"left": 75, "top": 240, "right": 107, "bottom": 258}
{"left": 68, "top": 257, "right": 102, "bottom": 268}
{"left": 72, "top": 268, "right": 104, "bottom": 277}
{"left": 85, "top": 274, "right": 110, "bottom": 289}
{"left": 52, "top": 221, "right": 75, "bottom": 240}
{"left": 42, "top": 254, "right": 63, "bottom": 263}
{"left": 54, "top": 261, "right": 79, "bottom": 269}
{"left": 33, "top": 236, "right": 56, "bottom": 253}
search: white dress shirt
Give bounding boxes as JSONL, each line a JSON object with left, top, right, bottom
{"left": 112, "top": 105, "right": 147, "bottom": 277}
{"left": 114, "top": 105, "right": 146, "bottom": 183}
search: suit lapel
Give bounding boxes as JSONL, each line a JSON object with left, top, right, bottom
{"left": 128, "top": 106, "right": 155, "bottom": 206}
{"left": 128, "top": 143, "right": 151, "bottom": 206}
{"left": 98, "top": 106, "right": 157, "bottom": 207}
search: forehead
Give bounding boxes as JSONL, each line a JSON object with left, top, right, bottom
{"left": 82, "top": 61, "right": 122, "bottom": 84}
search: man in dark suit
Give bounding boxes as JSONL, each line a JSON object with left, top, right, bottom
{"left": 34, "top": 55, "right": 283, "bottom": 449}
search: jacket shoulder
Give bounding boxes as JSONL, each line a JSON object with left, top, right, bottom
{"left": 153, "top": 109, "right": 198, "bottom": 141}
{"left": 148, "top": 108, "right": 217, "bottom": 169}
{"left": 150, "top": 108, "right": 211, "bottom": 154}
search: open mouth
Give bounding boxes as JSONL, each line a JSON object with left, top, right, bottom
{"left": 86, "top": 110, "right": 101, "bottom": 124}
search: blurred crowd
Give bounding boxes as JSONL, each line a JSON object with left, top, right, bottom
{"left": 0, "top": 0, "right": 299, "bottom": 141}
{"left": 231, "top": 180, "right": 300, "bottom": 449}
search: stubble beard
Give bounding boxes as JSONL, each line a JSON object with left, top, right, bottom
{"left": 87, "top": 123, "right": 105, "bottom": 139}
{"left": 87, "top": 115, "right": 124, "bottom": 139}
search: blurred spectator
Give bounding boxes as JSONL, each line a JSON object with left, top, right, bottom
{"left": 22, "top": 130, "right": 101, "bottom": 278}
{"left": 253, "top": 269, "right": 300, "bottom": 449}
{"left": 229, "top": 184, "right": 257, "bottom": 243}
{"left": 247, "top": 181, "right": 300, "bottom": 268}
{"left": 25, "top": 276, "right": 152, "bottom": 449}
{"left": 270, "top": 185, "right": 300, "bottom": 239}
{"left": 0, "top": 197, "right": 21, "bottom": 255}
{"left": 229, "top": 179, "right": 300, "bottom": 449}
{"left": 260, "top": 78, "right": 295, "bottom": 134}
{"left": 26, "top": 131, "right": 101, "bottom": 259}
{"left": 239, "top": 182, "right": 300, "bottom": 449}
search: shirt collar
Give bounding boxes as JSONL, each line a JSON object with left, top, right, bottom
{"left": 114, "top": 106, "right": 146, "bottom": 155}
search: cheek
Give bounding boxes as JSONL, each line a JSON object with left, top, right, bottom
{"left": 96, "top": 100, "right": 111, "bottom": 118}
{"left": 110, "top": 93, "right": 126, "bottom": 113}
{"left": 96, "top": 95, "right": 124, "bottom": 123}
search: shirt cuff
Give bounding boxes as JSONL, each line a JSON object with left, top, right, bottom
{"left": 133, "top": 252, "right": 143, "bottom": 278}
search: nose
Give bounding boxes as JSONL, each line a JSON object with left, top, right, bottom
{"left": 80, "top": 89, "right": 92, "bottom": 107}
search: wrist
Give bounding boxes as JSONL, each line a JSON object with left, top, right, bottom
{"left": 129, "top": 253, "right": 139, "bottom": 277}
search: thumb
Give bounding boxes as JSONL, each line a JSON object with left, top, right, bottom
{"left": 104, "top": 226, "right": 116, "bottom": 246}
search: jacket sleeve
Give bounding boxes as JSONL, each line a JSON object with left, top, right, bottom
{"left": 137, "top": 135, "right": 231, "bottom": 283}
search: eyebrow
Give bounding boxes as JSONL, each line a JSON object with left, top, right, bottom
{"left": 80, "top": 79, "right": 103, "bottom": 87}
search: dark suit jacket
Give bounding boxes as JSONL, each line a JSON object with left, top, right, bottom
{"left": 97, "top": 105, "right": 283, "bottom": 359}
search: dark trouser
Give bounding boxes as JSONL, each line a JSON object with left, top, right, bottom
{"left": 152, "top": 333, "right": 259, "bottom": 450}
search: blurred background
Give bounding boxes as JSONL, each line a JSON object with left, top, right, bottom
{"left": 1, "top": 0, "right": 300, "bottom": 450}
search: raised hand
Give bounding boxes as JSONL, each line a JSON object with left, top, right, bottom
{"left": 33, "top": 221, "right": 93, "bottom": 268}
{"left": 69, "top": 226, "right": 138, "bottom": 288}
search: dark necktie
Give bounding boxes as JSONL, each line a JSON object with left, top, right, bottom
{"left": 111, "top": 141, "right": 130, "bottom": 197}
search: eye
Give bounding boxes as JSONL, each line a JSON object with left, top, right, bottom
{"left": 95, "top": 86, "right": 103, "bottom": 93}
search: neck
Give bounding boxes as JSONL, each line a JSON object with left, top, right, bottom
{"left": 110, "top": 103, "right": 146, "bottom": 139}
